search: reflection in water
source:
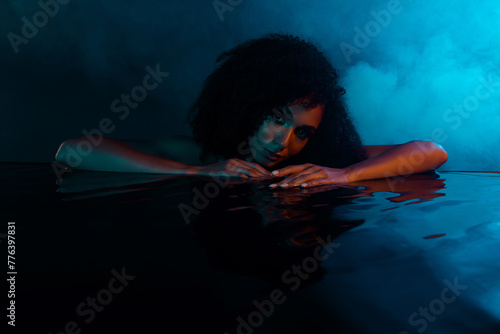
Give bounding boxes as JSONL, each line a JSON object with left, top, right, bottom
{"left": 55, "top": 170, "right": 448, "bottom": 281}
{"left": 192, "top": 179, "right": 365, "bottom": 288}
{"left": 55, "top": 169, "right": 189, "bottom": 199}
{"left": 55, "top": 170, "right": 448, "bottom": 263}
{"left": 6, "top": 163, "right": 500, "bottom": 333}
{"left": 56, "top": 168, "right": 446, "bottom": 205}
{"left": 185, "top": 172, "right": 449, "bottom": 333}
{"left": 54, "top": 168, "right": 456, "bottom": 333}
{"left": 347, "top": 172, "right": 446, "bottom": 204}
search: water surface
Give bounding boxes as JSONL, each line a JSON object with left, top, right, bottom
{"left": 2, "top": 163, "right": 499, "bottom": 333}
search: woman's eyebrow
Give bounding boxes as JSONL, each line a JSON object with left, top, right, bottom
{"left": 298, "top": 125, "right": 317, "bottom": 132}
{"left": 272, "top": 107, "right": 317, "bottom": 131}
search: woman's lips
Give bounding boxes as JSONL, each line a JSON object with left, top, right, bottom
{"left": 264, "top": 148, "right": 282, "bottom": 160}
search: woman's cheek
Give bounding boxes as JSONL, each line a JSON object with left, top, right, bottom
{"left": 288, "top": 140, "right": 307, "bottom": 157}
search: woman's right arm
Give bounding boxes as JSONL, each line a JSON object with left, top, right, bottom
{"left": 55, "top": 136, "right": 198, "bottom": 174}
{"left": 54, "top": 136, "right": 271, "bottom": 178}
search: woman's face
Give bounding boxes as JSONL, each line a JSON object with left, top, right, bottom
{"left": 245, "top": 98, "right": 325, "bottom": 168}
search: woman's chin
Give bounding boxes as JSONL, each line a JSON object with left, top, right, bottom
{"left": 260, "top": 158, "right": 282, "bottom": 168}
{"left": 247, "top": 153, "right": 284, "bottom": 168}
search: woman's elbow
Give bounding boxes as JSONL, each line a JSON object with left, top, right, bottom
{"left": 54, "top": 139, "right": 78, "bottom": 166}
{"left": 435, "top": 143, "right": 448, "bottom": 165}
{"left": 416, "top": 140, "right": 448, "bottom": 169}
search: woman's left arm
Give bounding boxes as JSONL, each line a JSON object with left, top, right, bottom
{"left": 345, "top": 140, "right": 448, "bottom": 182}
{"left": 269, "top": 141, "right": 448, "bottom": 188}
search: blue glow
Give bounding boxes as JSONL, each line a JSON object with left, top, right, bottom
{"left": 2, "top": 0, "right": 500, "bottom": 170}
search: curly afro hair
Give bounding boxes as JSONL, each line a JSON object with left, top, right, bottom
{"left": 187, "top": 33, "right": 367, "bottom": 169}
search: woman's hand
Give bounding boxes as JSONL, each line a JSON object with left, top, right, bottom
{"left": 269, "top": 163, "right": 353, "bottom": 188}
{"left": 195, "top": 158, "right": 272, "bottom": 178}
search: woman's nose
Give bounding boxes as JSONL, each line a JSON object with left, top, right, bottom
{"left": 273, "top": 127, "right": 293, "bottom": 148}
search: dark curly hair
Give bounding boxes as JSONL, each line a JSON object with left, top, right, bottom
{"left": 187, "top": 33, "right": 367, "bottom": 169}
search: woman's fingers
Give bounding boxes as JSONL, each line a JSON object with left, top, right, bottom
{"left": 271, "top": 164, "right": 311, "bottom": 177}
{"left": 240, "top": 161, "right": 271, "bottom": 176}
{"left": 232, "top": 162, "right": 268, "bottom": 178}
{"left": 231, "top": 159, "right": 270, "bottom": 177}
{"left": 269, "top": 166, "right": 320, "bottom": 187}
{"left": 270, "top": 172, "right": 325, "bottom": 188}
{"left": 235, "top": 167, "right": 261, "bottom": 178}
{"left": 299, "top": 178, "right": 333, "bottom": 188}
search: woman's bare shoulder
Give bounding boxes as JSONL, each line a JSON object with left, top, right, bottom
{"left": 116, "top": 135, "right": 215, "bottom": 166}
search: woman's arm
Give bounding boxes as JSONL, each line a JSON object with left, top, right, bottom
{"left": 346, "top": 140, "right": 448, "bottom": 182}
{"left": 362, "top": 144, "right": 399, "bottom": 159}
{"left": 268, "top": 140, "right": 448, "bottom": 188}
{"left": 54, "top": 136, "right": 271, "bottom": 178}
{"left": 55, "top": 136, "right": 198, "bottom": 174}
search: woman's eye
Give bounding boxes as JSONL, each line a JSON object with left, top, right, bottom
{"left": 296, "top": 129, "right": 312, "bottom": 140}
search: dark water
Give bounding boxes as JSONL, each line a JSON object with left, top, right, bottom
{"left": 1, "top": 163, "right": 500, "bottom": 334}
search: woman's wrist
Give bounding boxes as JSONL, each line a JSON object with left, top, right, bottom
{"left": 185, "top": 165, "right": 201, "bottom": 176}
{"left": 344, "top": 164, "right": 363, "bottom": 182}
{"left": 157, "top": 159, "right": 200, "bottom": 175}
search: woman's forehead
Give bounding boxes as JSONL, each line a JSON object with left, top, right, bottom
{"left": 285, "top": 103, "right": 324, "bottom": 127}
{"left": 268, "top": 94, "right": 324, "bottom": 125}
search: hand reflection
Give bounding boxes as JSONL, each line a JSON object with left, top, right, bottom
{"left": 239, "top": 181, "right": 359, "bottom": 226}
{"left": 56, "top": 170, "right": 187, "bottom": 195}
{"left": 348, "top": 173, "right": 446, "bottom": 204}
{"left": 56, "top": 170, "right": 266, "bottom": 196}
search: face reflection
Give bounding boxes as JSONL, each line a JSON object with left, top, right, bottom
{"left": 246, "top": 97, "right": 325, "bottom": 168}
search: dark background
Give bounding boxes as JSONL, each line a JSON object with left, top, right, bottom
{"left": 2, "top": 0, "right": 500, "bottom": 170}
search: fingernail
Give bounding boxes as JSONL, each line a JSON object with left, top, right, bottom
{"left": 280, "top": 183, "right": 289, "bottom": 188}
{"left": 269, "top": 184, "right": 277, "bottom": 188}
{"left": 301, "top": 183, "right": 308, "bottom": 187}
{"left": 272, "top": 170, "right": 279, "bottom": 176}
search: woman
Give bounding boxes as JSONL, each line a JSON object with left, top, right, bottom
{"left": 55, "top": 34, "right": 448, "bottom": 188}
